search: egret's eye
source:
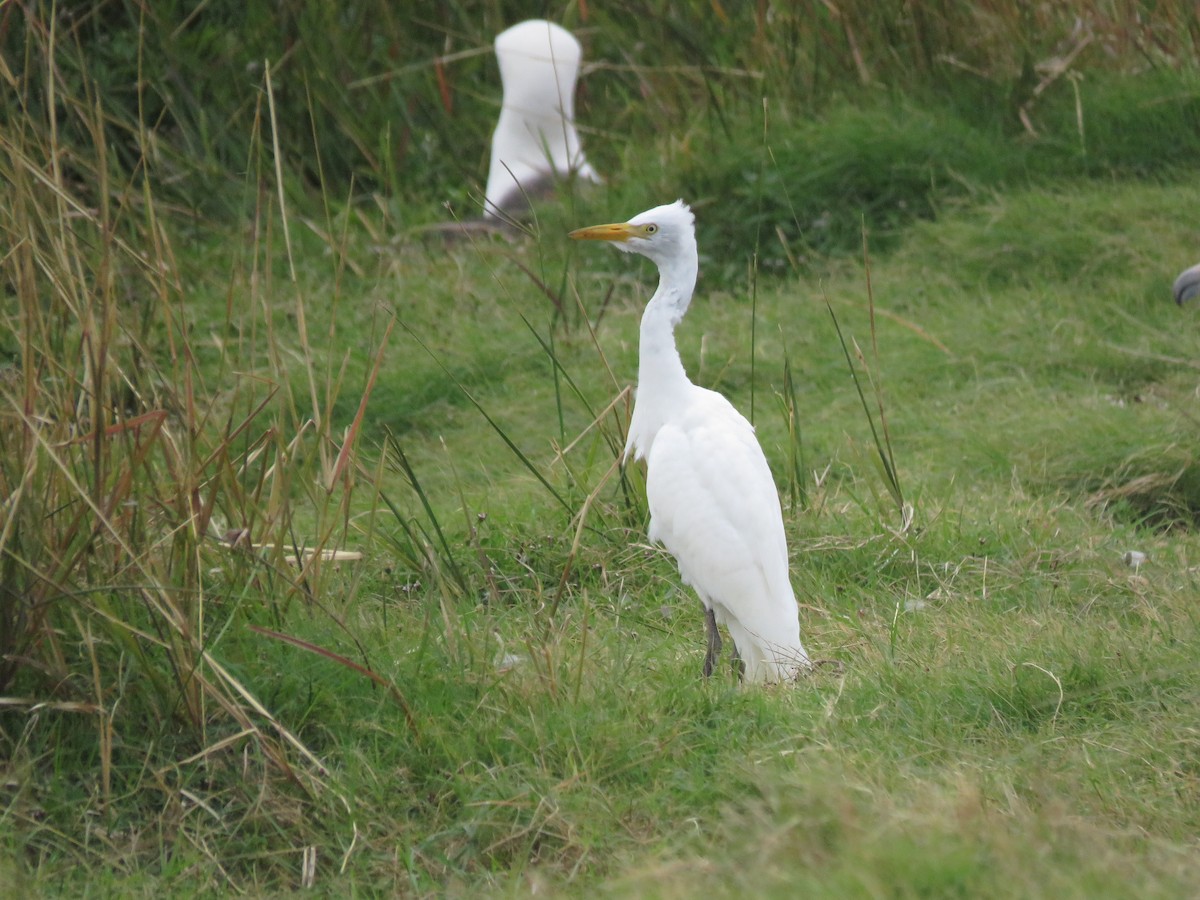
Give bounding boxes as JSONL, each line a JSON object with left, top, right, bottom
{"left": 644, "top": 224, "right": 658, "bottom": 235}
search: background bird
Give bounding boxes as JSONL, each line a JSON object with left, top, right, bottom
{"left": 570, "top": 201, "right": 811, "bottom": 682}
{"left": 484, "top": 20, "right": 600, "bottom": 220}
{"left": 1173, "top": 263, "right": 1200, "bottom": 304}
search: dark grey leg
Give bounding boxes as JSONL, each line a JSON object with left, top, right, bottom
{"left": 703, "top": 606, "right": 721, "bottom": 678}
{"left": 730, "top": 642, "right": 745, "bottom": 681}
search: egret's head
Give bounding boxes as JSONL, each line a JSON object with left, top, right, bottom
{"left": 569, "top": 200, "right": 696, "bottom": 268}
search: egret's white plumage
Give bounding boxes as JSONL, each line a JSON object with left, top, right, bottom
{"left": 484, "top": 20, "right": 599, "bottom": 218}
{"left": 1173, "top": 263, "right": 1200, "bottom": 305}
{"left": 570, "top": 201, "right": 811, "bottom": 682}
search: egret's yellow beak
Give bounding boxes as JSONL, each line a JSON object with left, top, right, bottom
{"left": 569, "top": 222, "right": 641, "bottom": 242}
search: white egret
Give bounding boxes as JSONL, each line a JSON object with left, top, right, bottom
{"left": 570, "top": 201, "right": 811, "bottom": 682}
{"left": 484, "top": 20, "right": 600, "bottom": 219}
{"left": 1173, "top": 263, "right": 1200, "bottom": 304}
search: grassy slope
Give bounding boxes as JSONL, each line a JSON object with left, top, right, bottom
{"left": 12, "top": 176, "right": 1199, "bottom": 897}
{"left": 358, "top": 179, "right": 1200, "bottom": 897}
{"left": 401, "top": 179, "right": 1200, "bottom": 899}
{"left": 4, "top": 8, "right": 1200, "bottom": 891}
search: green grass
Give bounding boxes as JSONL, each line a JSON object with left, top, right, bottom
{"left": 4, "top": 3, "right": 1200, "bottom": 897}
{"left": 10, "top": 170, "right": 1200, "bottom": 896}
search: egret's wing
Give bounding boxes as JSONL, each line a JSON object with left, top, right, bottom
{"left": 644, "top": 391, "right": 799, "bottom": 649}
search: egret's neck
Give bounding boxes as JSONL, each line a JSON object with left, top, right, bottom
{"left": 626, "top": 252, "right": 698, "bottom": 460}
{"left": 638, "top": 256, "right": 696, "bottom": 385}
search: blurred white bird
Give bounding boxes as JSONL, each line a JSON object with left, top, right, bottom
{"left": 570, "top": 201, "right": 811, "bottom": 682}
{"left": 484, "top": 20, "right": 600, "bottom": 219}
{"left": 1173, "top": 263, "right": 1200, "bottom": 304}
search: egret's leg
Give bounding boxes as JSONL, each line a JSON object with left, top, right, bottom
{"left": 703, "top": 606, "right": 721, "bottom": 678}
{"left": 730, "top": 642, "right": 745, "bottom": 681}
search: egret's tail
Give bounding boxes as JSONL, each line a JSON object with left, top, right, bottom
{"left": 724, "top": 618, "right": 810, "bottom": 683}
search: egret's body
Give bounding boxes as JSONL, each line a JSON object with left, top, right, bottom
{"left": 485, "top": 20, "right": 599, "bottom": 219}
{"left": 571, "top": 201, "right": 810, "bottom": 682}
{"left": 1173, "top": 263, "right": 1200, "bottom": 305}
